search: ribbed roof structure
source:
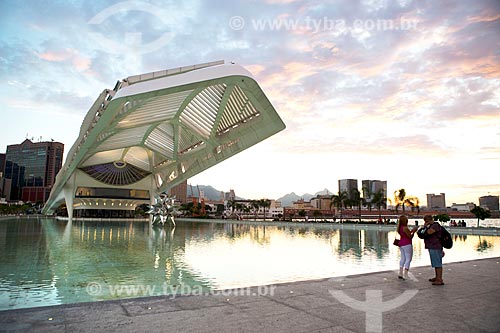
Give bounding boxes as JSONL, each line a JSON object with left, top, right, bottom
{"left": 42, "top": 61, "right": 285, "bottom": 218}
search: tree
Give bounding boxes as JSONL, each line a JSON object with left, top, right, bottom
{"left": 330, "top": 191, "right": 347, "bottom": 223}
{"left": 393, "top": 189, "right": 420, "bottom": 214}
{"left": 251, "top": 200, "right": 260, "bottom": 220}
{"left": 352, "top": 189, "right": 364, "bottom": 223}
{"left": 470, "top": 206, "right": 491, "bottom": 227}
{"left": 228, "top": 199, "right": 237, "bottom": 215}
{"left": 372, "top": 189, "right": 387, "bottom": 220}
{"left": 216, "top": 204, "right": 225, "bottom": 216}
{"left": 241, "top": 205, "right": 250, "bottom": 218}
{"left": 407, "top": 196, "right": 420, "bottom": 214}
{"left": 135, "top": 203, "right": 150, "bottom": 217}
{"left": 434, "top": 213, "right": 450, "bottom": 224}
{"left": 313, "top": 210, "right": 322, "bottom": 221}
{"left": 362, "top": 185, "right": 373, "bottom": 212}
{"left": 393, "top": 189, "right": 406, "bottom": 213}
{"left": 259, "top": 199, "right": 271, "bottom": 221}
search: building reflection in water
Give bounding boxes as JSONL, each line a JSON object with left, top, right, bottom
{"left": 1, "top": 218, "right": 500, "bottom": 311}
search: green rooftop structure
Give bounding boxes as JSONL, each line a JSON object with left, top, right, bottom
{"left": 42, "top": 61, "right": 286, "bottom": 219}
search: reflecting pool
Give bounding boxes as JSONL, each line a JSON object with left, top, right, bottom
{"left": 1, "top": 217, "right": 500, "bottom": 310}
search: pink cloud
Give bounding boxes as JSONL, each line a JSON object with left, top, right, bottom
{"left": 37, "top": 48, "right": 91, "bottom": 71}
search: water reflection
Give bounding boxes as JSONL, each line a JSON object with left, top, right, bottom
{"left": 476, "top": 235, "right": 493, "bottom": 252}
{"left": 1, "top": 218, "right": 500, "bottom": 310}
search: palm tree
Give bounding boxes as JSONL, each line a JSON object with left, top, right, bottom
{"left": 406, "top": 196, "right": 420, "bottom": 214}
{"left": 393, "top": 189, "right": 407, "bottom": 213}
{"left": 372, "top": 189, "right": 387, "bottom": 220}
{"left": 352, "top": 189, "right": 363, "bottom": 223}
{"left": 259, "top": 199, "right": 271, "bottom": 221}
{"left": 393, "top": 189, "right": 420, "bottom": 214}
{"left": 330, "top": 191, "right": 347, "bottom": 223}
{"left": 251, "top": 200, "right": 260, "bottom": 220}
{"left": 362, "top": 185, "right": 373, "bottom": 212}
{"left": 228, "top": 199, "right": 237, "bottom": 215}
{"left": 241, "top": 205, "right": 251, "bottom": 219}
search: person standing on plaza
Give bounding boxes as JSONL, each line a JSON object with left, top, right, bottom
{"left": 420, "top": 214, "right": 445, "bottom": 285}
{"left": 396, "top": 215, "right": 418, "bottom": 280}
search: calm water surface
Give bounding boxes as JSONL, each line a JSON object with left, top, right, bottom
{"left": 1, "top": 217, "right": 500, "bottom": 310}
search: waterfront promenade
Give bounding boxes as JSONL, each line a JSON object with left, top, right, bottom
{"left": 1, "top": 257, "right": 499, "bottom": 332}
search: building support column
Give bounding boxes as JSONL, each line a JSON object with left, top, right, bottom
{"left": 149, "top": 175, "right": 158, "bottom": 228}
{"left": 63, "top": 173, "right": 76, "bottom": 221}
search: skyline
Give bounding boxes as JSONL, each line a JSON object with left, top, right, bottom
{"left": 1, "top": 0, "right": 499, "bottom": 204}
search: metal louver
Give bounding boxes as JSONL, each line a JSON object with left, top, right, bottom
{"left": 180, "top": 84, "right": 226, "bottom": 138}
{"left": 217, "top": 85, "right": 259, "bottom": 134}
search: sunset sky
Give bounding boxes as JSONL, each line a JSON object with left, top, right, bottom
{"left": 0, "top": 0, "right": 498, "bottom": 205}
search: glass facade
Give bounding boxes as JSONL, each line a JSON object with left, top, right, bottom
{"left": 4, "top": 140, "right": 64, "bottom": 202}
{"left": 75, "top": 187, "right": 149, "bottom": 199}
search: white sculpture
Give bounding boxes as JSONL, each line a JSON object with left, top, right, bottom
{"left": 147, "top": 194, "right": 177, "bottom": 227}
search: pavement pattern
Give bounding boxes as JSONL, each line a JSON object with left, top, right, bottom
{"left": 1, "top": 257, "right": 499, "bottom": 332}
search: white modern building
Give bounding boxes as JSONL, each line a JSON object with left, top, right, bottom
{"left": 42, "top": 61, "right": 286, "bottom": 219}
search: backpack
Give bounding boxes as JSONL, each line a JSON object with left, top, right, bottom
{"left": 439, "top": 224, "right": 453, "bottom": 249}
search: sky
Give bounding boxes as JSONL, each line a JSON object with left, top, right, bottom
{"left": 0, "top": 0, "right": 499, "bottom": 205}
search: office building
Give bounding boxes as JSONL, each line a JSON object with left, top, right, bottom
{"left": 168, "top": 180, "right": 188, "bottom": 204}
{"left": 479, "top": 195, "right": 499, "bottom": 211}
{"left": 361, "top": 180, "right": 387, "bottom": 205}
{"left": 225, "top": 189, "right": 236, "bottom": 201}
{"left": 426, "top": 193, "right": 446, "bottom": 209}
{"left": 339, "top": 179, "right": 358, "bottom": 200}
{"left": 4, "top": 139, "right": 64, "bottom": 202}
{"left": 0, "top": 153, "right": 5, "bottom": 198}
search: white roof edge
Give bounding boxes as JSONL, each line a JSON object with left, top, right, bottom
{"left": 114, "top": 63, "right": 254, "bottom": 99}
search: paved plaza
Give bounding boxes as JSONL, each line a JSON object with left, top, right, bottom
{"left": 1, "top": 257, "right": 499, "bottom": 332}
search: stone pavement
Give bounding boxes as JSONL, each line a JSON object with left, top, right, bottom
{"left": 1, "top": 257, "right": 499, "bottom": 333}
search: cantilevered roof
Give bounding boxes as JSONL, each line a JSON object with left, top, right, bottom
{"left": 42, "top": 60, "right": 285, "bottom": 214}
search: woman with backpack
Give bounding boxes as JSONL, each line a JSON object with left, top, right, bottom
{"left": 396, "top": 215, "right": 418, "bottom": 280}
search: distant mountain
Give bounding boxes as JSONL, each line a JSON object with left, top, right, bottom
{"left": 187, "top": 184, "right": 332, "bottom": 206}
{"left": 187, "top": 184, "right": 244, "bottom": 201}
{"left": 276, "top": 192, "right": 306, "bottom": 207}
{"left": 277, "top": 188, "right": 333, "bottom": 207}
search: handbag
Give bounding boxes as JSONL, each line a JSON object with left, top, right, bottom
{"left": 393, "top": 238, "right": 400, "bottom": 246}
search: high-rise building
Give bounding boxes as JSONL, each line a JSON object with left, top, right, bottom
{"left": 426, "top": 193, "right": 446, "bottom": 209}
{"left": 168, "top": 180, "right": 187, "bottom": 204}
{"left": 225, "top": 189, "right": 236, "bottom": 201}
{"left": 479, "top": 195, "right": 499, "bottom": 211}
{"left": 362, "top": 180, "right": 387, "bottom": 207}
{"left": 338, "top": 179, "right": 358, "bottom": 200}
{"left": 4, "top": 139, "right": 64, "bottom": 202}
{"left": 0, "top": 153, "right": 5, "bottom": 198}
